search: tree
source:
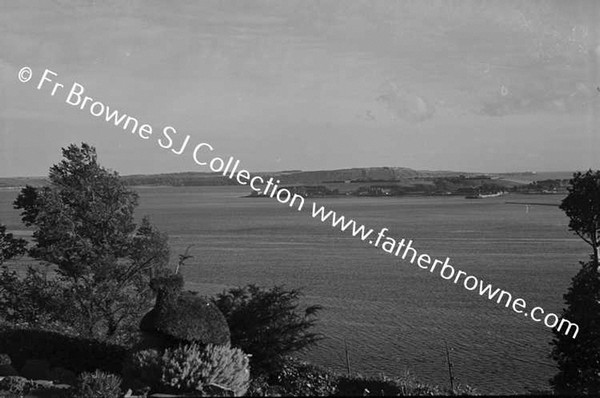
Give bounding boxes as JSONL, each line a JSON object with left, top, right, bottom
{"left": 551, "top": 170, "right": 600, "bottom": 394}
{"left": 551, "top": 261, "right": 600, "bottom": 395}
{"left": 560, "top": 170, "right": 600, "bottom": 269}
{"left": 13, "top": 143, "right": 170, "bottom": 338}
{"left": 213, "top": 284, "right": 322, "bottom": 376}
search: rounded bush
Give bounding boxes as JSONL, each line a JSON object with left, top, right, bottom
{"left": 140, "top": 274, "right": 230, "bottom": 347}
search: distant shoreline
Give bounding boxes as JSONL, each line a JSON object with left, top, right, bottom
{"left": 0, "top": 168, "right": 576, "bottom": 188}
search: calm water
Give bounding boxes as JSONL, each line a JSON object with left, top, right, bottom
{"left": 0, "top": 186, "right": 585, "bottom": 394}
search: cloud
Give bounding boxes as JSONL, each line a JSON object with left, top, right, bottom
{"left": 477, "top": 79, "right": 599, "bottom": 117}
{"left": 376, "top": 82, "right": 435, "bottom": 123}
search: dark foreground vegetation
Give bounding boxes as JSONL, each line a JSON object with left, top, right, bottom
{"left": 0, "top": 143, "right": 598, "bottom": 396}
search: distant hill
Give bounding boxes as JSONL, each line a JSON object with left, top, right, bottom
{"left": 122, "top": 172, "right": 237, "bottom": 186}
{"left": 262, "top": 167, "right": 420, "bottom": 184}
{"left": 494, "top": 171, "right": 575, "bottom": 184}
{"left": 0, "top": 168, "right": 577, "bottom": 188}
{"left": 0, "top": 167, "right": 439, "bottom": 188}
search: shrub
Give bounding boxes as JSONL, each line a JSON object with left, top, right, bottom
{"left": 244, "top": 361, "right": 476, "bottom": 397}
{"left": 270, "top": 358, "right": 338, "bottom": 396}
{"left": 124, "top": 343, "right": 250, "bottom": 396}
{"left": 122, "top": 349, "right": 163, "bottom": 391}
{"left": 0, "top": 376, "right": 73, "bottom": 398}
{"left": 71, "top": 370, "right": 122, "bottom": 398}
{"left": 335, "top": 373, "right": 435, "bottom": 396}
{"left": 335, "top": 371, "right": 477, "bottom": 396}
{"left": 140, "top": 274, "right": 230, "bottom": 348}
{"left": 0, "top": 376, "right": 33, "bottom": 395}
{"left": 161, "top": 343, "right": 250, "bottom": 396}
{"left": 0, "top": 353, "right": 11, "bottom": 366}
{"left": 213, "top": 284, "right": 322, "bottom": 376}
{"left": 0, "top": 328, "right": 127, "bottom": 375}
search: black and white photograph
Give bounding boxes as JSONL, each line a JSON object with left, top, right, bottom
{"left": 1, "top": 1, "right": 599, "bottom": 396}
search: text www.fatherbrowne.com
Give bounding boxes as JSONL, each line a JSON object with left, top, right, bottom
{"left": 310, "top": 202, "right": 579, "bottom": 339}
{"left": 21, "top": 67, "right": 579, "bottom": 339}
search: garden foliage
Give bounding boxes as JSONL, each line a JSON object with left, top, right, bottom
{"left": 214, "top": 284, "right": 322, "bottom": 376}
{"left": 11, "top": 143, "right": 170, "bottom": 338}
{"left": 140, "top": 273, "right": 230, "bottom": 348}
{"left": 124, "top": 343, "right": 250, "bottom": 396}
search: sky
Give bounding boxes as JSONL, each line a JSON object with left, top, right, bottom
{"left": 1, "top": 0, "right": 599, "bottom": 177}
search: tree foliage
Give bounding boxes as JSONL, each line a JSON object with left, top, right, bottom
{"left": 560, "top": 170, "right": 600, "bottom": 267}
{"left": 551, "top": 170, "right": 600, "bottom": 394}
{"left": 551, "top": 261, "right": 600, "bottom": 395}
{"left": 12, "top": 143, "right": 170, "bottom": 338}
{"left": 0, "top": 265, "right": 64, "bottom": 326}
{"left": 213, "top": 284, "right": 322, "bottom": 376}
{"left": 0, "top": 223, "right": 27, "bottom": 265}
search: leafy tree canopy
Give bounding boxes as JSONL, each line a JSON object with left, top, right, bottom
{"left": 560, "top": 170, "right": 600, "bottom": 267}
{"left": 551, "top": 261, "right": 600, "bottom": 394}
{"left": 552, "top": 169, "right": 600, "bottom": 394}
{"left": 11, "top": 143, "right": 170, "bottom": 338}
{"left": 0, "top": 224, "right": 27, "bottom": 265}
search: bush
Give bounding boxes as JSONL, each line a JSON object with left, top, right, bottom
{"left": 267, "top": 358, "right": 338, "bottom": 396}
{"left": 213, "top": 284, "right": 322, "bottom": 376}
{"left": 0, "top": 376, "right": 72, "bottom": 398}
{"left": 0, "top": 328, "right": 128, "bottom": 375}
{"left": 0, "top": 353, "right": 11, "bottom": 366}
{"left": 336, "top": 373, "right": 438, "bottom": 396}
{"left": 0, "top": 376, "right": 34, "bottom": 395}
{"left": 140, "top": 274, "right": 231, "bottom": 348}
{"left": 124, "top": 343, "right": 250, "bottom": 396}
{"left": 244, "top": 360, "right": 476, "bottom": 397}
{"left": 71, "top": 370, "right": 122, "bottom": 398}
{"left": 335, "top": 372, "right": 476, "bottom": 396}
{"left": 122, "top": 349, "right": 163, "bottom": 392}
